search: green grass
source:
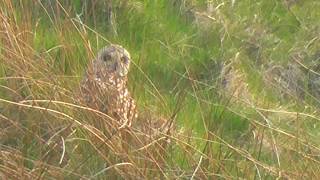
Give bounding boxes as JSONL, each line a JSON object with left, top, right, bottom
{"left": 1, "top": 0, "right": 320, "bottom": 179}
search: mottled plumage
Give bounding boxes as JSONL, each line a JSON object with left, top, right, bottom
{"left": 80, "top": 45, "right": 137, "bottom": 127}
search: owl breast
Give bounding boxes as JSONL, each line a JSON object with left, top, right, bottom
{"left": 80, "top": 73, "right": 137, "bottom": 127}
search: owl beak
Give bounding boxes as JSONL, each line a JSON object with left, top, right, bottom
{"left": 114, "top": 62, "right": 119, "bottom": 72}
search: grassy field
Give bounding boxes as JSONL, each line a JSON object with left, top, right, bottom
{"left": 1, "top": 0, "right": 320, "bottom": 179}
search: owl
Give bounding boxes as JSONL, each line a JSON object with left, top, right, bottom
{"left": 80, "top": 44, "right": 137, "bottom": 128}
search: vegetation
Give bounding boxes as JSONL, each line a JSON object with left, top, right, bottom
{"left": 1, "top": 0, "right": 320, "bottom": 179}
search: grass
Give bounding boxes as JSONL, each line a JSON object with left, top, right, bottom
{"left": 1, "top": 0, "right": 320, "bottom": 179}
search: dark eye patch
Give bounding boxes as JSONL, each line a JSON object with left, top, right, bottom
{"left": 121, "top": 56, "right": 128, "bottom": 64}
{"left": 102, "top": 54, "right": 111, "bottom": 62}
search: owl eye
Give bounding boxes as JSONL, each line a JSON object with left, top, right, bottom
{"left": 102, "top": 54, "right": 111, "bottom": 62}
{"left": 121, "top": 56, "right": 128, "bottom": 64}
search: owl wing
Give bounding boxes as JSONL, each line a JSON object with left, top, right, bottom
{"left": 80, "top": 73, "right": 112, "bottom": 113}
{"left": 116, "top": 88, "right": 137, "bottom": 127}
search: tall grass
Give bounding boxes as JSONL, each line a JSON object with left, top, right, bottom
{"left": 1, "top": 0, "right": 320, "bottom": 179}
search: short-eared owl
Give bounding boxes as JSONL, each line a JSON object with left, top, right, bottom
{"left": 80, "top": 45, "right": 137, "bottom": 127}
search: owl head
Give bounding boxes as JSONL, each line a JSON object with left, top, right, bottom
{"left": 94, "top": 44, "right": 131, "bottom": 77}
